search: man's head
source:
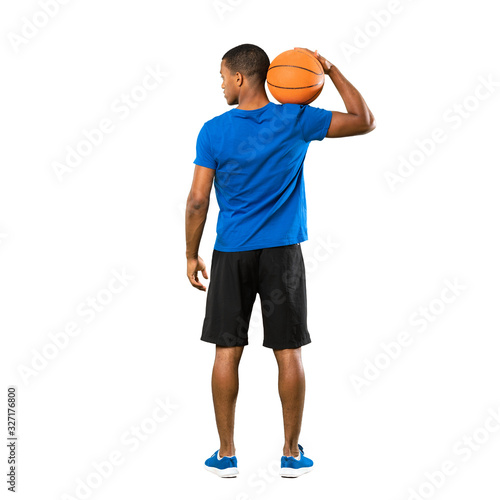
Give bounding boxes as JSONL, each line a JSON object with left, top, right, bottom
{"left": 220, "top": 44, "right": 270, "bottom": 105}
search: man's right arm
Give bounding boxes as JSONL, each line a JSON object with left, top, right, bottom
{"left": 295, "top": 48, "right": 376, "bottom": 138}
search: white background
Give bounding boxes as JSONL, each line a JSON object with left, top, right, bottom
{"left": 1, "top": 0, "right": 500, "bottom": 499}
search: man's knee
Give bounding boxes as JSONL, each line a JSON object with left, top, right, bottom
{"left": 215, "top": 345, "right": 244, "bottom": 363}
{"left": 273, "top": 346, "right": 302, "bottom": 363}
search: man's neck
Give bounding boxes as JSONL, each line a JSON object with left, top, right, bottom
{"left": 236, "top": 93, "right": 270, "bottom": 110}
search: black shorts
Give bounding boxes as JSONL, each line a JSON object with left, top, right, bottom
{"left": 201, "top": 243, "right": 311, "bottom": 349}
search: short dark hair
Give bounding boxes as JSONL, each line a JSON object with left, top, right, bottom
{"left": 222, "top": 44, "right": 270, "bottom": 85}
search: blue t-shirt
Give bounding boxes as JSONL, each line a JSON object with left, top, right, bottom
{"left": 193, "top": 102, "right": 331, "bottom": 252}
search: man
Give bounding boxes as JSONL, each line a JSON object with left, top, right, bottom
{"left": 185, "top": 43, "right": 375, "bottom": 478}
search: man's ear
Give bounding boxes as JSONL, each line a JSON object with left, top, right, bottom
{"left": 235, "top": 71, "right": 243, "bottom": 87}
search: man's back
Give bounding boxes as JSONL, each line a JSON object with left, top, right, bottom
{"left": 194, "top": 102, "right": 331, "bottom": 251}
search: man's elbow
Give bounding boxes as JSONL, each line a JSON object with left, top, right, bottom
{"left": 186, "top": 195, "right": 209, "bottom": 212}
{"left": 360, "top": 116, "right": 376, "bottom": 134}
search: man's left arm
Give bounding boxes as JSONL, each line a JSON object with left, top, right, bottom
{"left": 185, "top": 164, "right": 215, "bottom": 291}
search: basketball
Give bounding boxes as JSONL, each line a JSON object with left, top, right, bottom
{"left": 266, "top": 49, "right": 325, "bottom": 105}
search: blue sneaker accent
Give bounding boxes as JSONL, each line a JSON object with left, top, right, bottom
{"left": 280, "top": 444, "right": 314, "bottom": 477}
{"left": 204, "top": 449, "right": 239, "bottom": 477}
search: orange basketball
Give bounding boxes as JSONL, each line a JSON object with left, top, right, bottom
{"left": 266, "top": 49, "right": 325, "bottom": 105}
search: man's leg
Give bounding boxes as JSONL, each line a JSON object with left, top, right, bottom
{"left": 273, "top": 347, "right": 305, "bottom": 458}
{"left": 211, "top": 345, "right": 244, "bottom": 457}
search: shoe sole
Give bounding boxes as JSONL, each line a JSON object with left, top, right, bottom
{"left": 204, "top": 465, "right": 239, "bottom": 478}
{"left": 280, "top": 466, "right": 313, "bottom": 478}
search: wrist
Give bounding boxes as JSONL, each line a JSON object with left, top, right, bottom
{"left": 325, "top": 64, "right": 336, "bottom": 77}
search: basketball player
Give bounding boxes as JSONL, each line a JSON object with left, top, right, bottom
{"left": 185, "top": 44, "right": 375, "bottom": 477}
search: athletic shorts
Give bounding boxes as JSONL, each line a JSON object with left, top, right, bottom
{"left": 201, "top": 243, "right": 311, "bottom": 349}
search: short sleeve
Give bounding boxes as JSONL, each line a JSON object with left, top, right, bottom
{"left": 193, "top": 123, "right": 217, "bottom": 169}
{"left": 298, "top": 105, "right": 332, "bottom": 142}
